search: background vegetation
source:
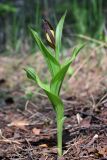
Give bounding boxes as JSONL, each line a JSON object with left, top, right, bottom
{"left": 0, "top": 0, "right": 107, "bottom": 54}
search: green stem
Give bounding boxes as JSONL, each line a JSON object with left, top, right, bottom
{"left": 56, "top": 108, "right": 65, "bottom": 157}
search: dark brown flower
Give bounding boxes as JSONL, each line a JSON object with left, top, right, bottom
{"left": 43, "top": 19, "right": 55, "bottom": 49}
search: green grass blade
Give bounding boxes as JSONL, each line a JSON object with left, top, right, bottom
{"left": 55, "top": 11, "right": 66, "bottom": 60}
{"left": 30, "top": 29, "right": 60, "bottom": 76}
{"left": 0, "top": 4, "right": 16, "bottom": 12}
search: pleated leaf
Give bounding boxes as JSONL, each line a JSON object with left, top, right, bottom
{"left": 55, "top": 11, "right": 66, "bottom": 60}
{"left": 24, "top": 67, "right": 64, "bottom": 113}
{"left": 30, "top": 29, "right": 60, "bottom": 76}
{"left": 51, "top": 44, "right": 85, "bottom": 95}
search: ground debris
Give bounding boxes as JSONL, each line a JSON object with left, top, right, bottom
{"left": 0, "top": 54, "right": 107, "bottom": 159}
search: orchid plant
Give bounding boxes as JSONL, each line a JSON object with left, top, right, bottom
{"left": 25, "top": 12, "right": 84, "bottom": 157}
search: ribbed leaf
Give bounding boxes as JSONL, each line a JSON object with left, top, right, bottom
{"left": 30, "top": 29, "right": 60, "bottom": 76}
{"left": 51, "top": 44, "right": 85, "bottom": 95}
{"left": 24, "top": 67, "right": 49, "bottom": 90}
{"left": 55, "top": 11, "right": 66, "bottom": 60}
{"left": 24, "top": 67, "right": 64, "bottom": 113}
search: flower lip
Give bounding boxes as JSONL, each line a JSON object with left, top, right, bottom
{"left": 43, "top": 19, "right": 55, "bottom": 49}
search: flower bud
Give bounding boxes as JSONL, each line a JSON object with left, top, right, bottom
{"left": 43, "top": 19, "right": 55, "bottom": 49}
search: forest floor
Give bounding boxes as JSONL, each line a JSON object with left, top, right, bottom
{"left": 0, "top": 47, "right": 107, "bottom": 160}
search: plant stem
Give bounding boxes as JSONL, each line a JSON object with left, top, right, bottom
{"left": 56, "top": 107, "right": 65, "bottom": 157}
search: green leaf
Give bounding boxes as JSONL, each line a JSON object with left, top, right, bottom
{"left": 51, "top": 44, "right": 85, "bottom": 95}
{"left": 70, "top": 43, "right": 85, "bottom": 61}
{"left": 24, "top": 67, "right": 50, "bottom": 91}
{"left": 0, "top": 4, "right": 16, "bottom": 13}
{"left": 45, "top": 90, "right": 64, "bottom": 114}
{"left": 30, "top": 29, "right": 60, "bottom": 76}
{"left": 55, "top": 11, "right": 67, "bottom": 60}
{"left": 67, "top": 67, "right": 74, "bottom": 76}
{"left": 24, "top": 67, "right": 64, "bottom": 113}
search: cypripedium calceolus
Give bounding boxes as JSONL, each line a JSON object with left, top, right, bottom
{"left": 25, "top": 11, "right": 84, "bottom": 157}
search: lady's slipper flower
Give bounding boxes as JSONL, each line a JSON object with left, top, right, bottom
{"left": 43, "top": 19, "right": 55, "bottom": 49}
